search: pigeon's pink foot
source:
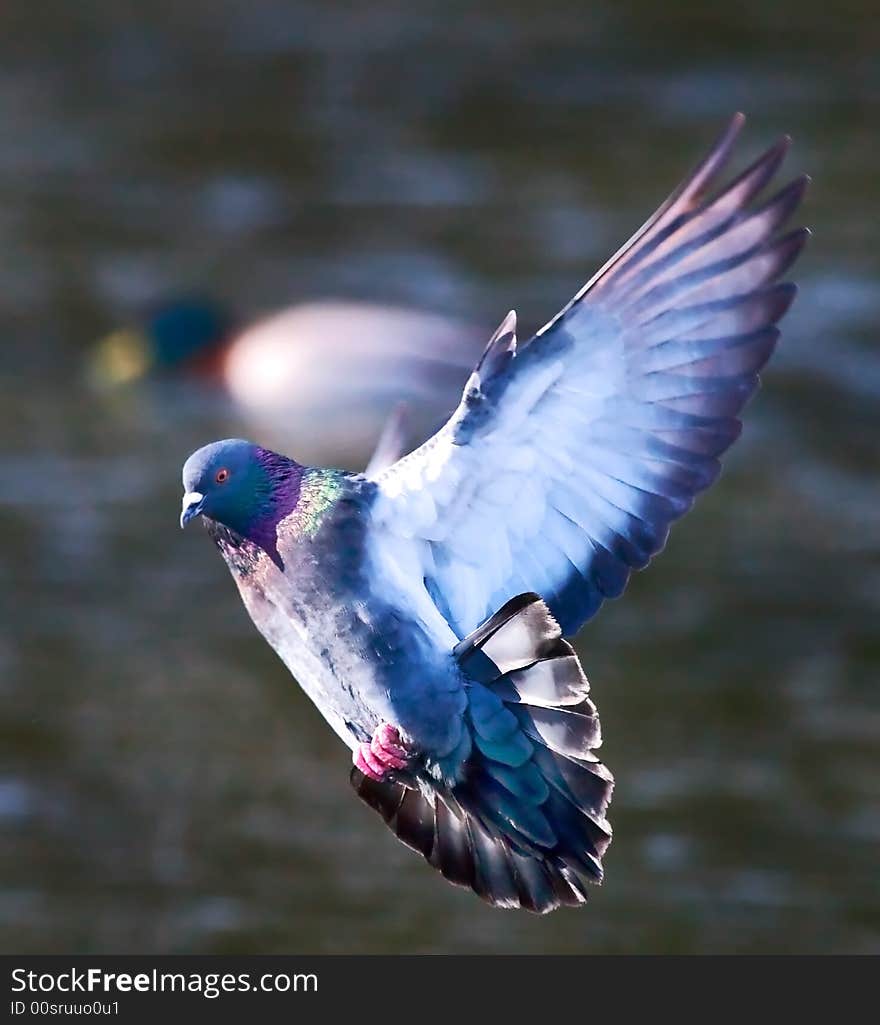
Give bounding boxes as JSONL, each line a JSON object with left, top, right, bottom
{"left": 354, "top": 723, "right": 410, "bottom": 781}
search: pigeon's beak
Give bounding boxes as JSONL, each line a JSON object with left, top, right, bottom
{"left": 180, "top": 491, "right": 205, "bottom": 528}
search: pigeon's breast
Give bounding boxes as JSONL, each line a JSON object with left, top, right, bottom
{"left": 220, "top": 536, "right": 379, "bottom": 749}
{"left": 209, "top": 492, "right": 469, "bottom": 762}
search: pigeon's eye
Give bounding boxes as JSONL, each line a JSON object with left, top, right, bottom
{"left": 215, "top": 468, "right": 230, "bottom": 484}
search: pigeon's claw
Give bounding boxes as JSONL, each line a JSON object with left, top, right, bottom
{"left": 354, "top": 723, "right": 409, "bottom": 781}
{"left": 372, "top": 723, "right": 409, "bottom": 768}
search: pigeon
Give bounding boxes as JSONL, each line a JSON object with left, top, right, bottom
{"left": 180, "top": 114, "right": 808, "bottom": 912}
{"left": 91, "top": 298, "right": 483, "bottom": 465}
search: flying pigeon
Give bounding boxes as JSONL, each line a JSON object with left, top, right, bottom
{"left": 180, "top": 114, "right": 808, "bottom": 912}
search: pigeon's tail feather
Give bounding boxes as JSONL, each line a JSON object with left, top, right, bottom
{"left": 351, "top": 593, "right": 613, "bottom": 913}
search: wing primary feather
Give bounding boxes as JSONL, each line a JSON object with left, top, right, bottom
{"left": 536, "top": 112, "right": 747, "bottom": 336}
{"left": 607, "top": 135, "right": 794, "bottom": 295}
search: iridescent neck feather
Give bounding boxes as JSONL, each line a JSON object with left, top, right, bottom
{"left": 280, "top": 467, "right": 346, "bottom": 541}
{"left": 223, "top": 449, "right": 344, "bottom": 567}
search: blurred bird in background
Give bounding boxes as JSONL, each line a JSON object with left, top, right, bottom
{"left": 179, "top": 114, "right": 808, "bottom": 912}
{"left": 89, "top": 297, "right": 484, "bottom": 465}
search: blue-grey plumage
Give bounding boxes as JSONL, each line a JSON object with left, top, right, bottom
{"left": 180, "top": 114, "right": 808, "bottom": 912}
{"left": 180, "top": 442, "right": 470, "bottom": 765}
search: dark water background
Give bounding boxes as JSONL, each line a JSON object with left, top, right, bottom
{"left": 2, "top": 1, "right": 878, "bottom": 953}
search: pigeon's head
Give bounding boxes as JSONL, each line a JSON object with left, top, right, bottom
{"left": 180, "top": 438, "right": 273, "bottom": 534}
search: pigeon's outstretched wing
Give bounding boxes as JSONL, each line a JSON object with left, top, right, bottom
{"left": 369, "top": 114, "right": 809, "bottom": 639}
